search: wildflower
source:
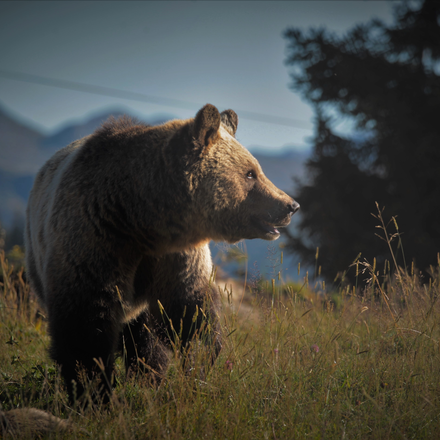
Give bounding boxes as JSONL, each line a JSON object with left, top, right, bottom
{"left": 311, "top": 344, "right": 319, "bottom": 353}
{"left": 273, "top": 348, "right": 279, "bottom": 354}
{"left": 225, "top": 360, "right": 233, "bottom": 371}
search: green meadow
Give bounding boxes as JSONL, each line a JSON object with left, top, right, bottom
{"left": 1, "top": 215, "right": 440, "bottom": 439}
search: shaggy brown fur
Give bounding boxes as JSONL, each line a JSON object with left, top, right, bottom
{"left": 25, "top": 104, "right": 299, "bottom": 403}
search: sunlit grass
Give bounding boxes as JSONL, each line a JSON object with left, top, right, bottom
{"left": 1, "top": 210, "right": 440, "bottom": 439}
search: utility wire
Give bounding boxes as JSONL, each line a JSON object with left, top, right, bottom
{"left": 0, "top": 70, "right": 312, "bottom": 130}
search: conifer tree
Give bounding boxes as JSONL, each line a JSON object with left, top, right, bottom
{"left": 284, "top": 0, "right": 440, "bottom": 281}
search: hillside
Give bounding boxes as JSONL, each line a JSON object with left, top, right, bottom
{"left": 0, "top": 106, "right": 45, "bottom": 226}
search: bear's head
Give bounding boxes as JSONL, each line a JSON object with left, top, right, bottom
{"left": 183, "top": 104, "right": 300, "bottom": 244}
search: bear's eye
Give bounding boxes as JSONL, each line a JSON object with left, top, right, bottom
{"left": 246, "top": 171, "right": 255, "bottom": 179}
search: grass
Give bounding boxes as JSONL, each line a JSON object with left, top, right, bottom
{"left": 1, "top": 217, "right": 440, "bottom": 439}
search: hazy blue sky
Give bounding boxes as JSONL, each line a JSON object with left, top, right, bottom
{"left": 0, "top": 1, "right": 395, "bottom": 152}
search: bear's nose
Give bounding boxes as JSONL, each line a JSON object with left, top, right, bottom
{"left": 289, "top": 202, "right": 300, "bottom": 216}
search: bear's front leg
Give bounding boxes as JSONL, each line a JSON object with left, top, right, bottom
{"left": 122, "top": 311, "right": 169, "bottom": 385}
{"left": 148, "top": 245, "right": 222, "bottom": 377}
{"left": 157, "top": 283, "right": 222, "bottom": 379}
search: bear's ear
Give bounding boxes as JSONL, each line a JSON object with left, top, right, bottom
{"left": 220, "top": 109, "right": 238, "bottom": 136}
{"left": 193, "top": 104, "right": 221, "bottom": 151}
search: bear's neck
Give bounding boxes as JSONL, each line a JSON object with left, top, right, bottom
{"left": 108, "top": 143, "right": 210, "bottom": 254}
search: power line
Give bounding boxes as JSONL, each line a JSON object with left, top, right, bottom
{"left": 0, "top": 70, "right": 312, "bottom": 130}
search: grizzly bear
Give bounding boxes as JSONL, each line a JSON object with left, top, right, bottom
{"left": 25, "top": 104, "right": 299, "bottom": 402}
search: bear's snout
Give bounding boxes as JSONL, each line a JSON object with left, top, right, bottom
{"left": 278, "top": 198, "right": 299, "bottom": 224}
{"left": 288, "top": 201, "right": 300, "bottom": 217}
{"left": 247, "top": 196, "right": 299, "bottom": 242}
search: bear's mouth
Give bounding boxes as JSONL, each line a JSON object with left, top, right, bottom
{"left": 260, "top": 221, "right": 280, "bottom": 236}
{"left": 252, "top": 217, "right": 288, "bottom": 239}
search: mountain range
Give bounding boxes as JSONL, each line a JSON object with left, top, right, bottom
{"left": 0, "top": 104, "right": 310, "bottom": 279}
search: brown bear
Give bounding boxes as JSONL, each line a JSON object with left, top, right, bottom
{"left": 25, "top": 104, "right": 299, "bottom": 402}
